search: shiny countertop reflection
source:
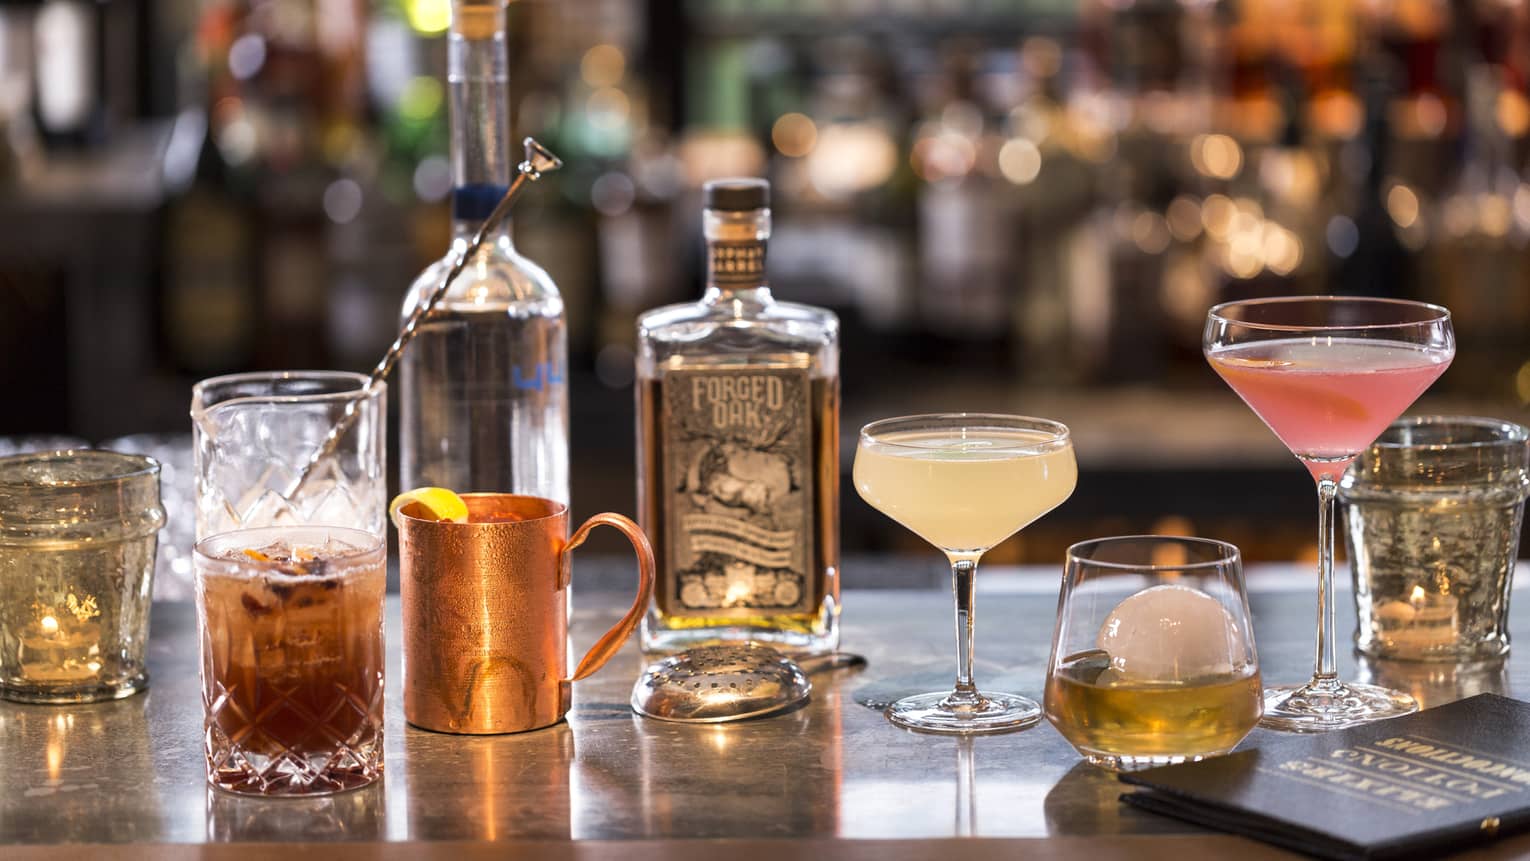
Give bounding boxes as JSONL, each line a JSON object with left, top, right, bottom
{"left": 3, "top": 577, "right": 1529, "bottom": 848}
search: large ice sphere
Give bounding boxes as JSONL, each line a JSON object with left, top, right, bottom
{"left": 1096, "top": 584, "right": 1244, "bottom": 682}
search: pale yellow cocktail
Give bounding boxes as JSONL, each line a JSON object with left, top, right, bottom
{"left": 853, "top": 429, "right": 1077, "bottom": 556}
{"left": 853, "top": 414, "right": 1076, "bottom": 734}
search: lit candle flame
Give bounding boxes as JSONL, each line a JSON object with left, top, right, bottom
{"left": 39, "top": 615, "right": 59, "bottom": 636}
{"left": 1410, "top": 585, "right": 1426, "bottom": 607}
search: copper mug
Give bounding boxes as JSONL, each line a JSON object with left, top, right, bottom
{"left": 398, "top": 493, "right": 655, "bottom": 734}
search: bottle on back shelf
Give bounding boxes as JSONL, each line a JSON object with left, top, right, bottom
{"left": 399, "top": 0, "right": 568, "bottom": 503}
{"left": 636, "top": 178, "right": 841, "bottom": 656}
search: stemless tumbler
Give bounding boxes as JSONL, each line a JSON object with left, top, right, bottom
{"left": 192, "top": 371, "right": 385, "bottom": 539}
{"left": 196, "top": 525, "right": 386, "bottom": 796}
{"left": 1045, "top": 536, "right": 1261, "bottom": 771}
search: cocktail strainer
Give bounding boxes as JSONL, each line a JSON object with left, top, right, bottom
{"left": 631, "top": 644, "right": 865, "bottom": 723}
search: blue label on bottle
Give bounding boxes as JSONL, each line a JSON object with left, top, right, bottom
{"left": 513, "top": 361, "right": 565, "bottom": 392}
{"left": 452, "top": 183, "right": 510, "bottom": 221}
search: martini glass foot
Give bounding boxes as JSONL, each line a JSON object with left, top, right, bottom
{"left": 886, "top": 690, "right": 1040, "bottom": 735}
{"left": 1260, "top": 678, "right": 1418, "bottom": 733}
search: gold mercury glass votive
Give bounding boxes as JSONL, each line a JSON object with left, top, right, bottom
{"left": 1044, "top": 536, "right": 1262, "bottom": 771}
{"left": 1342, "top": 416, "right": 1530, "bottom": 663}
{"left": 0, "top": 450, "right": 164, "bottom": 703}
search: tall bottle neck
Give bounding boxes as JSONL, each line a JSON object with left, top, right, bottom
{"left": 449, "top": 0, "right": 512, "bottom": 241}
{"left": 703, "top": 207, "right": 773, "bottom": 304}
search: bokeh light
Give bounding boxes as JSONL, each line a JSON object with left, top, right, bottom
{"left": 1516, "top": 361, "right": 1530, "bottom": 405}
{"left": 1514, "top": 185, "right": 1530, "bottom": 231}
{"left": 1191, "top": 133, "right": 1242, "bottom": 180}
{"left": 1262, "top": 224, "right": 1302, "bottom": 275}
{"left": 1385, "top": 184, "right": 1419, "bottom": 229}
{"left": 810, "top": 123, "right": 897, "bottom": 197}
{"left": 771, "top": 113, "right": 817, "bottom": 158}
{"left": 581, "top": 44, "right": 626, "bottom": 88}
{"left": 1326, "top": 215, "right": 1359, "bottom": 258}
{"left": 586, "top": 87, "right": 630, "bottom": 129}
{"left": 227, "top": 34, "right": 266, "bottom": 81}
{"left": 1166, "top": 195, "right": 1202, "bottom": 241}
{"left": 1201, "top": 194, "right": 1235, "bottom": 239}
{"left": 406, "top": 0, "right": 451, "bottom": 35}
{"left": 591, "top": 171, "right": 636, "bottom": 217}
{"left": 398, "top": 76, "right": 444, "bottom": 122}
{"left": 1499, "top": 91, "right": 1530, "bottom": 138}
{"left": 997, "top": 138, "right": 1041, "bottom": 185}
{"left": 323, "top": 179, "right": 363, "bottom": 224}
{"left": 1131, "top": 211, "right": 1170, "bottom": 255}
{"left": 412, "top": 155, "right": 450, "bottom": 202}
{"left": 1442, "top": 195, "right": 1475, "bottom": 237}
{"left": 1480, "top": 194, "right": 1512, "bottom": 238}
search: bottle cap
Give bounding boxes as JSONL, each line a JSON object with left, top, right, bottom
{"left": 703, "top": 178, "right": 770, "bottom": 212}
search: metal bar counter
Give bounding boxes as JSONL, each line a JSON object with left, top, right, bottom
{"left": 5, "top": 572, "right": 1529, "bottom": 859}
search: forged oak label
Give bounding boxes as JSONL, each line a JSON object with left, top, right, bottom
{"left": 660, "top": 366, "right": 815, "bottom": 617}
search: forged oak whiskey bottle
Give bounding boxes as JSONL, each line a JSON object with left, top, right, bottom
{"left": 398, "top": 0, "right": 569, "bottom": 502}
{"left": 637, "top": 179, "right": 841, "bottom": 655}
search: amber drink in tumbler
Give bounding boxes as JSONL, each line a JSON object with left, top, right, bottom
{"left": 195, "top": 526, "right": 385, "bottom": 796}
{"left": 1045, "top": 536, "right": 1262, "bottom": 770}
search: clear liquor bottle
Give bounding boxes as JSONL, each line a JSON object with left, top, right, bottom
{"left": 399, "top": 0, "right": 568, "bottom": 502}
{"left": 636, "top": 179, "right": 840, "bottom": 655}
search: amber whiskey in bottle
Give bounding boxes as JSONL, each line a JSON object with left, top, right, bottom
{"left": 636, "top": 179, "right": 840, "bottom": 655}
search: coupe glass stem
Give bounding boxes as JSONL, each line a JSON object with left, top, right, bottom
{"left": 1311, "top": 476, "right": 1339, "bottom": 686}
{"left": 948, "top": 555, "right": 982, "bottom": 705}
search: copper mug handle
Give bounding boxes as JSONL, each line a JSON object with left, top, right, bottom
{"left": 558, "top": 512, "right": 655, "bottom": 683}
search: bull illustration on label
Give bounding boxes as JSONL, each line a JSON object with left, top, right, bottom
{"left": 683, "top": 443, "right": 793, "bottom": 517}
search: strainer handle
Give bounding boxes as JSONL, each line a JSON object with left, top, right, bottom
{"left": 562, "top": 512, "right": 656, "bottom": 683}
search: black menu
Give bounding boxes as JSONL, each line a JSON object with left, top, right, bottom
{"left": 1119, "top": 694, "right": 1530, "bottom": 860}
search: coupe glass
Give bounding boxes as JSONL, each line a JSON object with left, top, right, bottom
{"left": 1044, "top": 536, "right": 1261, "bottom": 770}
{"left": 854, "top": 413, "right": 1077, "bottom": 733}
{"left": 1204, "top": 296, "right": 1454, "bottom": 731}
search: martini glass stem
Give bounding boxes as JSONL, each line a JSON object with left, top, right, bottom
{"left": 1312, "top": 476, "right": 1340, "bottom": 686}
{"left": 948, "top": 555, "right": 982, "bottom": 706}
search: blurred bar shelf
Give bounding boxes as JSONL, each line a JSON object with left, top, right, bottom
{"left": 0, "top": 116, "right": 195, "bottom": 441}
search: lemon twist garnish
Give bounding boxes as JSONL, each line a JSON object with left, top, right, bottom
{"left": 390, "top": 487, "right": 470, "bottom": 529}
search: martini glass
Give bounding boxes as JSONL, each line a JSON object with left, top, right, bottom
{"left": 854, "top": 414, "right": 1077, "bottom": 733}
{"left": 1205, "top": 297, "right": 1454, "bottom": 732}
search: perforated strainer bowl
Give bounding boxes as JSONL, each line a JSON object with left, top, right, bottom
{"left": 630, "top": 644, "right": 864, "bottom": 723}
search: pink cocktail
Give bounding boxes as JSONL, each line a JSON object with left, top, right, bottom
{"left": 1205, "top": 297, "right": 1455, "bottom": 733}
{"left": 1208, "top": 337, "right": 1451, "bottom": 481}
